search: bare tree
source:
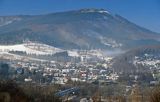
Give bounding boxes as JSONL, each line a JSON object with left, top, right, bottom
{"left": 150, "top": 87, "right": 160, "bottom": 102}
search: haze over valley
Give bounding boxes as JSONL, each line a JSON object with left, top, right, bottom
{"left": 0, "top": 1, "right": 160, "bottom": 101}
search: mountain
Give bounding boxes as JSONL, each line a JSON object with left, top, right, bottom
{"left": 0, "top": 8, "right": 160, "bottom": 50}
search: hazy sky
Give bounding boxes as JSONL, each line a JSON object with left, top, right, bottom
{"left": 0, "top": 0, "right": 160, "bottom": 33}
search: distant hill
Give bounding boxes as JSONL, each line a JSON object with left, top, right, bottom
{"left": 112, "top": 45, "right": 160, "bottom": 73}
{"left": 0, "top": 8, "right": 160, "bottom": 50}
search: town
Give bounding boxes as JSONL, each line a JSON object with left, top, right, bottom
{"left": 0, "top": 42, "right": 159, "bottom": 102}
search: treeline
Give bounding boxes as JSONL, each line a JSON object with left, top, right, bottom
{"left": 9, "top": 51, "right": 81, "bottom": 62}
{"left": 0, "top": 80, "right": 61, "bottom": 102}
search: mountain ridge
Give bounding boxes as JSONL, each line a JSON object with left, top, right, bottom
{"left": 0, "top": 8, "right": 159, "bottom": 50}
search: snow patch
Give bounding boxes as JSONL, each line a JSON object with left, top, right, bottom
{"left": 80, "top": 9, "right": 110, "bottom": 14}
{"left": 0, "top": 42, "right": 64, "bottom": 55}
{"left": 0, "top": 17, "right": 21, "bottom": 27}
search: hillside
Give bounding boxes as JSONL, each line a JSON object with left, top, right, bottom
{"left": 0, "top": 8, "right": 160, "bottom": 50}
{"left": 112, "top": 46, "right": 160, "bottom": 73}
